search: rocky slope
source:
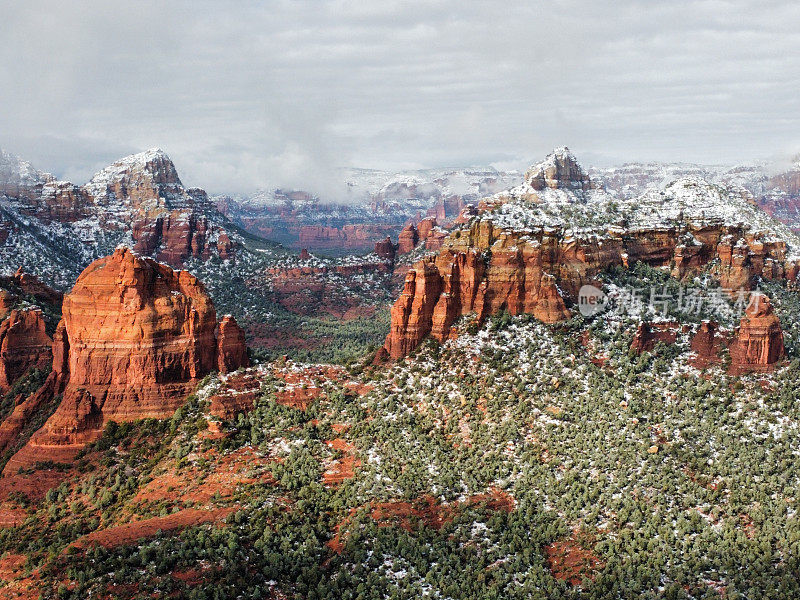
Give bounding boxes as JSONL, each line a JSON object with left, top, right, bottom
{"left": 0, "top": 148, "right": 240, "bottom": 288}
{"left": 3, "top": 248, "right": 249, "bottom": 472}
{"left": 384, "top": 149, "right": 800, "bottom": 359}
{"left": 592, "top": 158, "right": 800, "bottom": 233}
{"left": 0, "top": 309, "right": 52, "bottom": 392}
{"left": 0, "top": 268, "right": 63, "bottom": 395}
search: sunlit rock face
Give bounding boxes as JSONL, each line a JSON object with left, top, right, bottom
{"left": 729, "top": 294, "right": 786, "bottom": 374}
{"left": 4, "top": 248, "right": 248, "bottom": 473}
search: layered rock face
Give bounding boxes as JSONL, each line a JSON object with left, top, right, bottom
{"left": 132, "top": 211, "right": 233, "bottom": 264}
{"left": 396, "top": 218, "right": 445, "bottom": 255}
{"left": 524, "top": 147, "right": 592, "bottom": 192}
{"left": 386, "top": 222, "right": 576, "bottom": 358}
{"left": 217, "top": 315, "right": 249, "bottom": 373}
{"left": 384, "top": 214, "right": 797, "bottom": 359}
{"left": 729, "top": 294, "right": 786, "bottom": 374}
{"left": 397, "top": 224, "right": 419, "bottom": 254}
{"left": 87, "top": 150, "right": 236, "bottom": 265}
{"left": 0, "top": 322, "right": 67, "bottom": 455}
{"left": 4, "top": 248, "right": 248, "bottom": 471}
{"left": 0, "top": 309, "right": 52, "bottom": 391}
{"left": 0, "top": 148, "right": 238, "bottom": 289}
{"left": 297, "top": 224, "right": 399, "bottom": 253}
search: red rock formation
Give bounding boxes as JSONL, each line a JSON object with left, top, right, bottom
{"left": 0, "top": 322, "right": 68, "bottom": 455}
{"left": 299, "top": 249, "right": 311, "bottom": 261}
{"left": 525, "top": 148, "right": 593, "bottom": 192}
{"left": 0, "top": 309, "right": 52, "bottom": 391}
{"left": 3, "top": 248, "right": 249, "bottom": 472}
{"left": 374, "top": 237, "right": 396, "bottom": 261}
{"left": 384, "top": 213, "right": 798, "bottom": 358}
{"left": 689, "top": 321, "right": 725, "bottom": 369}
{"left": 729, "top": 294, "right": 786, "bottom": 374}
{"left": 398, "top": 224, "right": 419, "bottom": 254}
{"left": 425, "top": 229, "right": 447, "bottom": 251}
{"left": 0, "top": 291, "right": 15, "bottom": 321}
{"left": 417, "top": 217, "right": 437, "bottom": 241}
{"left": 630, "top": 322, "right": 679, "bottom": 354}
{"left": 426, "top": 197, "right": 465, "bottom": 223}
{"left": 34, "top": 181, "right": 93, "bottom": 223}
{"left": 385, "top": 227, "right": 573, "bottom": 359}
{"left": 0, "top": 268, "right": 64, "bottom": 308}
{"left": 389, "top": 217, "right": 446, "bottom": 256}
{"left": 132, "top": 211, "right": 232, "bottom": 265}
{"left": 264, "top": 256, "right": 394, "bottom": 318}
{"left": 297, "top": 224, "right": 399, "bottom": 252}
{"left": 387, "top": 262, "right": 444, "bottom": 358}
{"left": 217, "top": 316, "right": 249, "bottom": 374}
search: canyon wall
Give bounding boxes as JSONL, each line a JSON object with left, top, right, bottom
{"left": 384, "top": 219, "right": 797, "bottom": 359}
{"left": 3, "top": 248, "right": 249, "bottom": 473}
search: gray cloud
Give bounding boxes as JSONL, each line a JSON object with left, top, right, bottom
{"left": 1, "top": 0, "right": 799, "bottom": 194}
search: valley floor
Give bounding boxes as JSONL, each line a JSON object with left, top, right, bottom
{"left": 1, "top": 273, "right": 800, "bottom": 599}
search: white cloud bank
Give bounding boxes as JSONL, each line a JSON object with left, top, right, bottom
{"left": 1, "top": 0, "right": 799, "bottom": 194}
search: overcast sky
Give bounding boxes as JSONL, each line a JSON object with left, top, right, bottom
{"left": 2, "top": 0, "right": 799, "bottom": 195}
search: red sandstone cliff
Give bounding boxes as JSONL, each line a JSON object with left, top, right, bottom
{"left": 385, "top": 221, "right": 577, "bottom": 358}
{"left": 380, "top": 150, "right": 800, "bottom": 360}
{"left": 395, "top": 217, "right": 446, "bottom": 256}
{"left": 132, "top": 212, "right": 234, "bottom": 264}
{"left": 217, "top": 315, "right": 249, "bottom": 374}
{"left": 0, "top": 309, "right": 52, "bottom": 392}
{"left": 384, "top": 214, "right": 798, "bottom": 359}
{"left": 398, "top": 224, "right": 419, "bottom": 254}
{"left": 0, "top": 322, "right": 68, "bottom": 456}
{"left": 87, "top": 150, "right": 236, "bottom": 265}
{"left": 729, "top": 294, "right": 786, "bottom": 374}
{"left": 3, "top": 248, "right": 248, "bottom": 472}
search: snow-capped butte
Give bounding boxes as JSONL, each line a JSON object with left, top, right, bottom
{"left": 0, "top": 147, "right": 242, "bottom": 287}
{"left": 482, "top": 148, "right": 800, "bottom": 258}
{"left": 84, "top": 148, "right": 183, "bottom": 204}
{"left": 523, "top": 147, "right": 592, "bottom": 193}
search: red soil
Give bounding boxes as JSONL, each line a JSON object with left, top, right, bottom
{"left": 131, "top": 446, "right": 275, "bottom": 506}
{"left": 544, "top": 531, "right": 604, "bottom": 586}
{"left": 70, "top": 507, "right": 235, "bottom": 550}
{"left": 328, "top": 488, "right": 515, "bottom": 553}
{"left": 0, "top": 507, "right": 26, "bottom": 528}
{"left": 0, "top": 554, "right": 38, "bottom": 600}
{"left": 322, "top": 438, "right": 360, "bottom": 486}
{"left": 0, "top": 470, "right": 70, "bottom": 503}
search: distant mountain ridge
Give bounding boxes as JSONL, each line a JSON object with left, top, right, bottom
{"left": 213, "top": 167, "right": 522, "bottom": 252}
{"left": 0, "top": 148, "right": 240, "bottom": 287}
